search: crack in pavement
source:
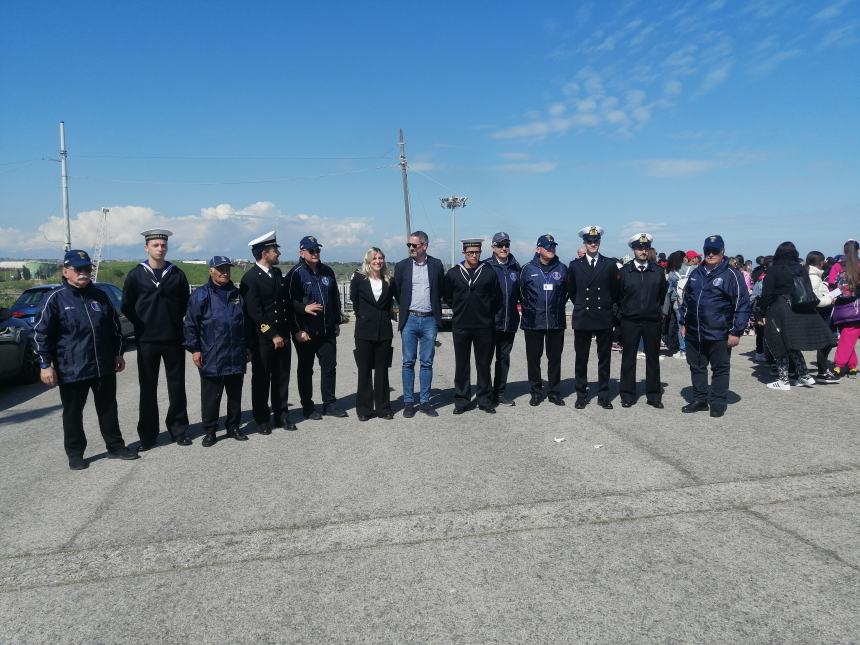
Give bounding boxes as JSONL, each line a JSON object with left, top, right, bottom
{"left": 2, "top": 468, "right": 858, "bottom": 593}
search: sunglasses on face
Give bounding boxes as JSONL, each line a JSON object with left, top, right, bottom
{"left": 494, "top": 243, "right": 510, "bottom": 249}
{"left": 584, "top": 238, "right": 600, "bottom": 245}
{"left": 305, "top": 248, "right": 320, "bottom": 255}
{"left": 703, "top": 249, "right": 722, "bottom": 256}
{"left": 406, "top": 242, "right": 424, "bottom": 249}
{"left": 68, "top": 265, "right": 92, "bottom": 273}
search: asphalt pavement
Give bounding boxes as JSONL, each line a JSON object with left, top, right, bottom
{"left": 1, "top": 329, "right": 858, "bottom": 643}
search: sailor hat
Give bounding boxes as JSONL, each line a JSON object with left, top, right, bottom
{"left": 628, "top": 233, "right": 653, "bottom": 249}
{"left": 141, "top": 229, "right": 173, "bottom": 242}
{"left": 248, "top": 231, "right": 279, "bottom": 251}
{"left": 578, "top": 225, "right": 604, "bottom": 241}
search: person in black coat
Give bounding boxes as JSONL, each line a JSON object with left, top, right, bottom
{"left": 391, "top": 231, "right": 446, "bottom": 418}
{"left": 618, "top": 233, "right": 668, "bottom": 408}
{"left": 349, "top": 247, "right": 395, "bottom": 421}
{"left": 240, "top": 231, "right": 296, "bottom": 433}
{"left": 567, "top": 225, "right": 621, "bottom": 409}
{"left": 761, "top": 241, "right": 833, "bottom": 390}
{"left": 444, "top": 239, "right": 501, "bottom": 414}
{"left": 483, "top": 232, "right": 521, "bottom": 406}
{"left": 122, "top": 229, "right": 191, "bottom": 449}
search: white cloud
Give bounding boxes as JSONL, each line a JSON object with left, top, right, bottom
{"left": 409, "top": 161, "right": 436, "bottom": 172}
{"left": 814, "top": 0, "right": 848, "bottom": 22}
{"left": 640, "top": 159, "right": 723, "bottom": 178}
{"left": 750, "top": 48, "right": 802, "bottom": 75}
{"left": 697, "top": 64, "right": 731, "bottom": 94}
{"left": 548, "top": 102, "right": 567, "bottom": 116}
{"left": 497, "top": 162, "right": 558, "bottom": 174}
{"left": 818, "top": 23, "right": 859, "bottom": 49}
{"left": 664, "top": 80, "right": 683, "bottom": 95}
{"left": 499, "top": 152, "right": 530, "bottom": 160}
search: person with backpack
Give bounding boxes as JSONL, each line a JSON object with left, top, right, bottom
{"left": 760, "top": 241, "right": 833, "bottom": 390}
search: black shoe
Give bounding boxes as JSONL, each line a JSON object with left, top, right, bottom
{"left": 380, "top": 411, "right": 394, "bottom": 420}
{"left": 547, "top": 394, "right": 565, "bottom": 406}
{"left": 69, "top": 455, "right": 88, "bottom": 470}
{"left": 227, "top": 427, "right": 248, "bottom": 441}
{"left": 621, "top": 400, "right": 634, "bottom": 408}
{"left": 174, "top": 431, "right": 192, "bottom": 446}
{"left": 574, "top": 398, "right": 587, "bottom": 409}
{"left": 324, "top": 404, "right": 348, "bottom": 418}
{"left": 272, "top": 414, "right": 284, "bottom": 428}
{"left": 709, "top": 406, "right": 726, "bottom": 418}
{"left": 108, "top": 446, "right": 139, "bottom": 461}
{"left": 137, "top": 441, "right": 156, "bottom": 452}
{"left": 257, "top": 421, "right": 273, "bottom": 434}
{"left": 358, "top": 414, "right": 371, "bottom": 422}
{"left": 283, "top": 419, "right": 298, "bottom": 430}
{"left": 529, "top": 393, "right": 544, "bottom": 407}
{"left": 681, "top": 401, "right": 709, "bottom": 414}
{"left": 816, "top": 370, "right": 840, "bottom": 384}
{"left": 419, "top": 403, "right": 438, "bottom": 417}
{"left": 403, "top": 404, "right": 415, "bottom": 419}
{"left": 496, "top": 395, "right": 516, "bottom": 406}
{"left": 303, "top": 409, "right": 322, "bottom": 421}
{"left": 201, "top": 432, "right": 217, "bottom": 447}
{"left": 647, "top": 400, "right": 664, "bottom": 409}
{"left": 478, "top": 405, "right": 496, "bottom": 414}
{"left": 452, "top": 407, "right": 466, "bottom": 415}
{"left": 598, "top": 399, "right": 613, "bottom": 410}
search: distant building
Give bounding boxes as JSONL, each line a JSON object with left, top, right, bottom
{"left": 0, "top": 261, "right": 58, "bottom": 280}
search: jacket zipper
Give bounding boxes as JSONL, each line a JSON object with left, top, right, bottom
{"left": 82, "top": 292, "right": 102, "bottom": 378}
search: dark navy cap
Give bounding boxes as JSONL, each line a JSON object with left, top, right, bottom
{"left": 492, "top": 232, "right": 510, "bottom": 246}
{"left": 299, "top": 235, "right": 323, "bottom": 250}
{"left": 536, "top": 234, "right": 558, "bottom": 249}
{"left": 703, "top": 234, "right": 725, "bottom": 252}
{"left": 208, "top": 255, "right": 235, "bottom": 268}
{"left": 63, "top": 250, "right": 92, "bottom": 268}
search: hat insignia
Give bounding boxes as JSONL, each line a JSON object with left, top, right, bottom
{"left": 709, "top": 236, "right": 717, "bottom": 242}
{"left": 589, "top": 227, "right": 598, "bottom": 236}
{"left": 78, "top": 251, "right": 86, "bottom": 258}
{"left": 639, "top": 234, "right": 648, "bottom": 243}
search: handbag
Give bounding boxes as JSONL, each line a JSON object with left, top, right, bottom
{"left": 789, "top": 273, "right": 819, "bottom": 313}
{"left": 832, "top": 298, "right": 860, "bottom": 326}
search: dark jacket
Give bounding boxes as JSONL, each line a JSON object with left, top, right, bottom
{"left": 519, "top": 254, "right": 568, "bottom": 331}
{"left": 34, "top": 281, "right": 124, "bottom": 384}
{"left": 121, "top": 261, "right": 189, "bottom": 343}
{"left": 618, "top": 261, "right": 668, "bottom": 322}
{"left": 482, "top": 253, "right": 522, "bottom": 333}
{"left": 349, "top": 272, "right": 394, "bottom": 342}
{"left": 240, "top": 263, "right": 291, "bottom": 347}
{"left": 285, "top": 259, "right": 342, "bottom": 338}
{"left": 567, "top": 254, "right": 620, "bottom": 330}
{"left": 392, "top": 255, "right": 446, "bottom": 330}
{"left": 183, "top": 279, "right": 247, "bottom": 378}
{"left": 679, "top": 259, "right": 750, "bottom": 342}
{"left": 443, "top": 262, "right": 500, "bottom": 330}
{"left": 760, "top": 261, "right": 806, "bottom": 313}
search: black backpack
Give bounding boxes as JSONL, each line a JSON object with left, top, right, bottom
{"left": 789, "top": 272, "right": 819, "bottom": 313}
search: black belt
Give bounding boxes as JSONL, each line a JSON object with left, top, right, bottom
{"left": 409, "top": 310, "right": 433, "bottom": 317}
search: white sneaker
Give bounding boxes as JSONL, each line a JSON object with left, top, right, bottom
{"left": 637, "top": 351, "right": 646, "bottom": 359}
{"left": 767, "top": 379, "right": 791, "bottom": 391}
{"left": 795, "top": 374, "right": 816, "bottom": 387}
{"left": 754, "top": 353, "right": 767, "bottom": 363}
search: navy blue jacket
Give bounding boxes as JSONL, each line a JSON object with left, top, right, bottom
{"left": 679, "top": 259, "right": 751, "bottom": 342}
{"left": 284, "top": 259, "right": 343, "bottom": 338}
{"left": 183, "top": 279, "right": 247, "bottom": 378}
{"left": 483, "top": 253, "right": 521, "bottom": 333}
{"left": 34, "top": 281, "right": 124, "bottom": 384}
{"left": 519, "top": 254, "right": 568, "bottom": 331}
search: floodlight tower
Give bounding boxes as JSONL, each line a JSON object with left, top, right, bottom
{"left": 440, "top": 196, "right": 467, "bottom": 267}
{"left": 92, "top": 208, "right": 110, "bottom": 282}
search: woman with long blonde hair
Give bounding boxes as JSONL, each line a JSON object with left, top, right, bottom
{"left": 349, "top": 247, "right": 394, "bottom": 420}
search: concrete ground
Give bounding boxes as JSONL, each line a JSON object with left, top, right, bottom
{"left": 1, "top": 329, "right": 858, "bottom": 643}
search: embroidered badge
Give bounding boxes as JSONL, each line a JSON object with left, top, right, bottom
{"left": 713, "top": 277, "right": 723, "bottom": 287}
{"left": 260, "top": 323, "right": 270, "bottom": 333}
{"left": 551, "top": 271, "right": 561, "bottom": 280}
{"left": 321, "top": 276, "right": 330, "bottom": 286}
{"left": 509, "top": 272, "right": 517, "bottom": 281}
{"left": 90, "top": 302, "right": 101, "bottom": 311}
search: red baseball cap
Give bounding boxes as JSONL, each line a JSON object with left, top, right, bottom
{"left": 685, "top": 250, "right": 701, "bottom": 260}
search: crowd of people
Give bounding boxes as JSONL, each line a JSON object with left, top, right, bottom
{"left": 32, "top": 227, "right": 860, "bottom": 470}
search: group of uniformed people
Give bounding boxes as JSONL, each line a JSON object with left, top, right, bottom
{"left": 34, "top": 225, "right": 750, "bottom": 470}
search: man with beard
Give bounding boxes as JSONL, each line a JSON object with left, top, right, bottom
{"left": 483, "top": 232, "right": 521, "bottom": 406}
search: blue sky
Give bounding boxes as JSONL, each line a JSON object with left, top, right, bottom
{"left": 1, "top": 0, "right": 858, "bottom": 265}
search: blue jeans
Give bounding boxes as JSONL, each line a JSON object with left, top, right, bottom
{"left": 401, "top": 314, "right": 437, "bottom": 404}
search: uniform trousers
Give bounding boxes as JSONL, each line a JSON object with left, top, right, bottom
{"left": 453, "top": 329, "right": 494, "bottom": 410}
{"left": 685, "top": 338, "right": 732, "bottom": 409}
{"left": 619, "top": 318, "right": 662, "bottom": 403}
{"left": 201, "top": 374, "right": 243, "bottom": 432}
{"left": 492, "top": 331, "right": 516, "bottom": 399}
{"left": 250, "top": 339, "right": 291, "bottom": 424}
{"left": 295, "top": 335, "right": 337, "bottom": 411}
{"left": 59, "top": 374, "right": 124, "bottom": 458}
{"left": 574, "top": 328, "right": 612, "bottom": 399}
{"left": 523, "top": 329, "right": 564, "bottom": 396}
{"left": 354, "top": 338, "right": 392, "bottom": 416}
{"left": 136, "top": 341, "right": 188, "bottom": 445}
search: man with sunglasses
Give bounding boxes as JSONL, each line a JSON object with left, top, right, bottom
{"left": 392, "top": 231, "right": 446, "bottom": 417}
{"left": 35, "top": 250, "right": 139, "bottom": 469}
{"left": 285, "top": 235, "right": 347, "bottom": 419}
{"left": 678, "top": 235, "right": 750, "bottom": 418}
{"left": 444, "top": 238, "right": 500, "bottom": 413}
{"left": 567, "top": 225, "right": 621, "bottom": 409}
{"left": 483, "top": 232, "right": 522, "bottom": 406}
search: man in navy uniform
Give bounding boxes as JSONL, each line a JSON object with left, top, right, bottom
{"left": 519, "top": 234, "right": 568, "bottom": 406}
{"left": 567, "top": 225, "right": 620, "bottom": 409}
{"left": 483, "top": 231, "right": 521, "bottom": 406}
{"left": 35, "top": 250, "right": 139, "bottom": 469}
{"left": 444, "top": 238, "right": 500, "bottom": 413}
{"left": 617, "top": 233, "right": 668, "bottom": 408}
{"left": 240, "top": 231, "right": 296, "bottom": 433}
{"left": 678, "top": 235, "right": 750, "bottom": 418}
{"left": 285, "top": 235, "right": 347, "bottom": 419}
{"left": 122, "top": 229, "right": 191, "bottom": 449}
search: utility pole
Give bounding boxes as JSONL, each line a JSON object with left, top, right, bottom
{"left": 92, "top": 208, "right": 110, "bottom": 282}
{"left": 440, "top": 196, "right": 467, "bottom": 267}
{"left": 399, "top": 129, "right": 412, "bottom": 241}
{"left": 59, "top": 122, "right": 71, "bottom": 251}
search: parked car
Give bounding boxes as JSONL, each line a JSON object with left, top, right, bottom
{"left": 0, "top": 309, "right": 39, "bottom": 384}
{"left": 8, "top": 283, "right": 135, "bottom": 340}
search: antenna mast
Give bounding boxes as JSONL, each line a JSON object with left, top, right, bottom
{"left": 399, "top": 129, "right": 412, "bottom": 241}
{"left": 59, "top": 122, "right": 71, "bottom": 251}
